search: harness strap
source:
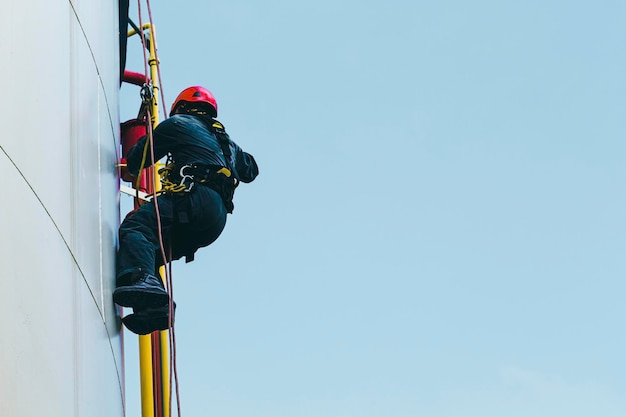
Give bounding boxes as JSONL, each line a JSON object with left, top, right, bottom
{"left": 158, "top": 162, "right": 237, "bottom": 213}
{"left": 159, "top": 163, "right": 229, "bottom": 192}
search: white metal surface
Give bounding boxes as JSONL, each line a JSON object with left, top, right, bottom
{"left": 0, "top": 1, "right": 123, "bottom": 416}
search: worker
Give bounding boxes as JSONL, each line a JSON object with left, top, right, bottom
{"left": 114, "top": 86, "right": 259, "bottom": 334}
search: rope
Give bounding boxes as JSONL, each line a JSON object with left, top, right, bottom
{"left": 136, "top": 0, "right": 182, "bottom": 415}
{"left": 157, "top": 164, "right": 189, "bottom": 194}
{"left": 146, "top": 0, "right": 168, "bottom": 121}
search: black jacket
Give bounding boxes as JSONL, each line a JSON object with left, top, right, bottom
{"left": 126, "top": 114, "right": 258, "bottom": 183}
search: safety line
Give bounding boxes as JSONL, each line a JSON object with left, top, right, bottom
{"left": 141, "top": 2, "right": 182, "bottom": 414}
{"left": 136, "top": 1, "right": 182, "bottom": 415}
{"left": 146, "top": 0, "right": 168, "bottom": 121}
{"left": 130, "top": 3, "right": 172, "bottom": 414}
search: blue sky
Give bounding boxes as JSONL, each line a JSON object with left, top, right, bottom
{"left": 121, "top": 1, "right": 626, "bottom": 416}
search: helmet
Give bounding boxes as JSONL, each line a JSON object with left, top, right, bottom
{"left": 170, "top": 86, "right": 218, "bottom": 117}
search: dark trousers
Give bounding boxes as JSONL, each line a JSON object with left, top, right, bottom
{"left": 117, "top": 186, "right": 227, "bottom": 282}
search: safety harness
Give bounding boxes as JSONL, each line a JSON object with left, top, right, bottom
{"left": 157, "top": 120, "right": 239, "bottom": 214}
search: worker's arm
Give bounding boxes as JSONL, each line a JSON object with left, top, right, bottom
{"left": 223, "top": 135, "right": 258, "bottom": 183}
{"left": 232, "top": 143, "right": 259, "bottom": 183}
{"left": 126, "top": 119, "right": 178, "bottom": 176}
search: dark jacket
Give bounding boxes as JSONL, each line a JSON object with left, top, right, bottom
{"left": 127, "top": 114, "right": 258, "bottom": 183}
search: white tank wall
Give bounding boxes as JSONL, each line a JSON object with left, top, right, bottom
{"left": 0, "top": 1, "right": 123, "bottom": 416}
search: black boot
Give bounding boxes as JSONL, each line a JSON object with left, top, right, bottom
{"left": 113, "top": 270, "right": 169, "bottom": 310}
{"left": 122, "top": 303, "right": 176, "bottom": 335}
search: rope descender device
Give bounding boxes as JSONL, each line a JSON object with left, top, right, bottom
{"left": 140, "top": 82, "right": 154, "bottom": 105}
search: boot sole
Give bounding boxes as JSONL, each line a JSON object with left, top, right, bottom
{"left": 122, "top": 313, "right": 170, "bottom": 335}
{"left": 113, "top": 287, "right": 170, "bottom": 310}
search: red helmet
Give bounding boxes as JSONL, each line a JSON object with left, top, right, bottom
{"left": 170, "top": 86, "right": 218, "bottom": 117}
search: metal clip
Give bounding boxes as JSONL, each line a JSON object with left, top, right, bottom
{"left": 178, "top": 164, "right": 195, "bottom": 192}
{"left": 140, "top": 82, "right": 154, "bottom": 104}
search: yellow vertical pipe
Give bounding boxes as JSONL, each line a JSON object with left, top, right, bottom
{"left": 160, "top": 330, "right": 171, "bottom": 416}
{"left": 138, "top": 24, "right": 157, "bottom": 416}
{"left": 138, "top": 335, "right": 154, "bottom": 417}
{"left": 135, "top": 22, "right": 171, "bottom": 417}
{"left": 127, "top": 22, "right": 171, "bottom": 417}
{"left": 147, "top": 22, "right": 171, "bottom": 417}
{"left": 147, "top": 23, "right": 161, "bottom": 129}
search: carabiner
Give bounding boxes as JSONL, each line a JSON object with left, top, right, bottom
{"left": 178, "top": 164, "right": 195, "bottom": 192}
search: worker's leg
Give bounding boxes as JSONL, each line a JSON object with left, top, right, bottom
{"left": 114, "top": 195, "right": 175, "bottom": 309}
{"left": 188, "top": 187, "right": 228, "bottom": 248}
{"left": 117, "top": 195, "right": 176, "bottom": 279}
{"left": 162, "top": 187, "right": 227, "bottom": 264}
{"left": 118, "top": 188, "right": 226, "bottom": 333}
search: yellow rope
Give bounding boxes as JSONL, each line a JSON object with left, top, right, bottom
{"left": 134, "top": 134, "right": 152, "bottom": 196}
{"left": 155, "top": 164, "right": 233, "bottom": 195}
{"left": 157, "top": 164, "right": 189, "bottom": 194}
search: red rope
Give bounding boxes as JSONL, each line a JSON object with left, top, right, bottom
{"left": 136, "top": 1, "right": 182, "bottom": 416}
{"left": 146, "top": 0, "right": 168, "bottom": 121}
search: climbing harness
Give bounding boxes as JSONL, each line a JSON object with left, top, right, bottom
{"left": 159, "top": 163, "right": 232, "bottom": 194}
{"left": 154, "top": 116, "right": 240, "bottom": 213}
